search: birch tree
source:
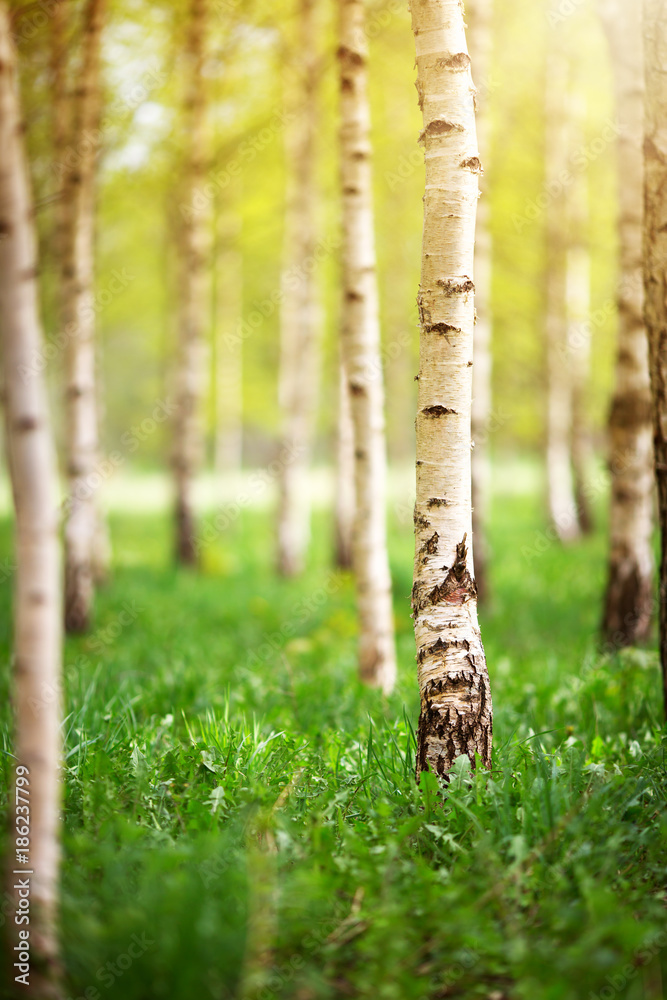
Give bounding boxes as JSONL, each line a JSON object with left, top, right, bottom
{"left": 0, "top": 5, "right": 64, "bottom": 990}
{"left": 213, "top": 207, "right": 243, "bottom": 476}
{"left": 334, "top": 359, "right": 355, "bottom": 570}
{"left": 276, "top": 0, "right": 320, "bottom": 577}
{"left": 61, "top": 0, "right": 106, "bottom": 631}
{"left": 172, "top": 0, "right": 209, "bottom": 564}
{"left": 599, "top": 0, "right": 653, "bottom": 646}
{"left": 467, "top": 0, "right": 493, "bottom": 603}
{"left": 644, "top": 0, "right": 667, "bottom": 712}
{"left": 544, "top": 40, "right": 579, "bottom": 543}
{"left": 337, "top": 0, "right": 397, "bottom": 694}
{"left": 410, "top": 0, "right": 492, "bottom": 773}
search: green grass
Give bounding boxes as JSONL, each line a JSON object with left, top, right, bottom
{"left": 1, "top": 484, "right": 666, "bottom": 1000}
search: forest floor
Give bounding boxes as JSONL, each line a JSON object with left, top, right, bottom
{"left": 1, "top": 469, "right": 666, "bottom": 1000}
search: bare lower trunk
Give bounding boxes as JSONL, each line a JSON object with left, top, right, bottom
{"left": 337, "top": 0, "right": 397, "bottom": 694}
{"left": 276, "top": 0, "right": 320, "bottom": 577}
{"left": 644, "top": 0, "right": 667, "bottom": 714}
{"left": 600, "top": 0, "right": 653, "bottom": 647}
{"left": 410, "top": 0, "right": 492, "bottom": 775}
{"left": 213, "top": 215, "right": 243, "bottom": 476}
{"left": 172, "top": 0, "right": 209, "bottom": 565}
{"left": 467, "top": 0, "right": 493, "bottom": 605}
{"left": 334, "top": 359, "right": 355, "bottom": 569}
{"left": 61, "top": 0, "right": 105, "bottom": 632}
{"left": 544, "top": 41, "right": 579, "bottom": 543}
{"left": 0, "top": 7, "right": 64, "bottom": 994}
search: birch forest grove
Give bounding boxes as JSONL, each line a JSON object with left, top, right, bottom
{"left": 2, "top": 0, "right": 667, "bottom": 997}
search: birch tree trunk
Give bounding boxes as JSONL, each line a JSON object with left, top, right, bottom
{"left": 599, "top": 0, "right": 654, "bottom": 646}
{"left": 544, "top": 42, "right": 579, "bottom": 543}
{"left": 337, "top": 0, "right": 397, "bottom": 694}
{"left": 61, "top": 0, "right": 106, "bottom": 631}
{"left": 566, "top": 93, "right": 594, "bottom": 535}
{"left": 410, "top": 0, "right": 492, "bottom": 774}
{"left": 0, "top": 6, "right": 64, "bottom": 992}
{"left": 172, "top": 0, "right": 209, "bottom": 564}
{"left": 467, "top": 0, "right": 493, "bottom": 604}
{"left": 334, "top": 359, "right": 354, "bottom": 570}
{"left": 644, "top": 0, "right": 667, "bottom": 713}
{"left": 276, "top": 0, "right": 320, "bottom": 578}
{"left": 213, "top": 209, "right": 243, "bottom": 476}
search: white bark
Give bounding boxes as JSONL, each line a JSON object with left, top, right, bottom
{"left": 213, "top": 208, "right": 243, "bottom": 476}
{"left": 566, "top": 91, "right": 594, "bottom": 535}
{"left": 276, "top": 0, "right": 320, "bottom": 577}
{"left": 410, "top": 0, "right": 492, "bottom": 774}
{"left": 172, "top": 0, "right": 209, "bottom": 564}
{"left": 334, "top": 358, "right": 355, "bottom": 570}
{"left": 544, "top": 41, "right": 579, "bottom": 543}
{"left": 338, "top": 0, "right": 397, "bottom": 694}
{"left": 643, "top": 0, "right": 667, "bottom": 712}
{"left": 467, "top": 0, "right": 493, "bottom": 604}
{"left": 62, "top": 0, "right": 106, "bottom": 631}
{"left": 0, "top": 5, "right": 63, "bottom": 992}
{"left": 599, "top": 0, "right": 654, "bottom": 646}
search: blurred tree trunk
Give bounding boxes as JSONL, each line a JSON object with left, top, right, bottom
{"left": 599, "top": 0, "right": 653, "bottom": 646}
{"left": 410, "top": 0, "right": 492, "bottom": 774}
{"left": 276, "top": 0, "right": 320, "bottom": 577}
{"left": 544, "top": 41, "right": 579, "bottom": 543}
{"left": 172, "top": 0, "right": 209, "bottom": 564}
{"left": 0, "top": 6, "right": 64, "bottom": 994}
{"left": 467, "top": 0, "right": 493, "bottom": 605}
{"left": 337, "top": 0, "right": 397, "bottom": 694}
{"left": 334, "top": 359, "right": 355, "bottom": 569}
{"left": 61, "top": 0, "right": 106, "bottom": 631}
{"left": 566, "top": 91, "right": 594, "bottom": 535}
{"left": 213, "top": 208, "right": 243, "bottom": 476}
{"left": 644, "top": 0, "right": 667, "bottom": 714}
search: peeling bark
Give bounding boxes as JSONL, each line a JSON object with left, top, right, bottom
{"left": 644, "top": 0, "right": 667, "bottom": 714}
{"left": 276, "top": 0, "right": 320, "bottom": 577}
{"left": 172, "top": 0, "right": 209, "bottom": 565}
{"left": 410, "top": 0, "right": 492, "bottom": 775}
{"left": 600, "top": 0, "right": 654, "bottom": 646}
{"left": 0, "top": 6, "right": 64, "bottom": 993}
{"left": 61, "top": 0, "right": 106, "bottom": 631}
{"left": 337, "top": 0, "right": 397, "bottom": 694}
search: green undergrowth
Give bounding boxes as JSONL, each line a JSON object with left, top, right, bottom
{"left": 0, "top": 486, "right": 665, "bottom": 999}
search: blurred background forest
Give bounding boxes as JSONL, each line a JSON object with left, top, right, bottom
{"left": 5, "top": 0, "right": 616, "bottom": 503}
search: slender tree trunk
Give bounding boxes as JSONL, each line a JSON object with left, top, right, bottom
{"left": 644, "top": 0, "right": 667, "bottom": 714}
{"left": 172, "top": 0, "right": 209, "bottom": 564}
{"left": 0, "top": 6, "right": 64, "bottom": 993}
{"left": 599, "top": 0, "right": 653, "bottom": 646}
{"left": 544, "top": 42, "right": 579, "bottom": 543}
{"left": 213, "top": 208, "right": 243, "bottom": 476}
{"left": 337, "top": 0, "right": 397, "bottom": 694}
{"left": 467, "top": 0, "right": 493, "bottom": 605}
{"left": 61, "top": 0, "right": 106, "bottom": 631}
{"left": 334, "top": 358, "right": 354, "bottom": 570}
{"left": 276, "top": 0, "right": 320, "bottom": 577}
{"left": 410, "top": 0, "right": 492, "bottom": 775}
{"left": 566, "top": 91, "right": 594, "bottom": 535}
